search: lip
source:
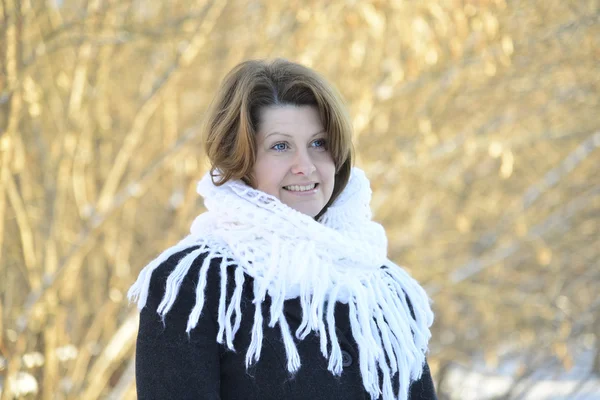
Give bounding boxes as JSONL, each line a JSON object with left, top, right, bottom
{"left": 283, "top": 182, "right": 318, "bottom": 187}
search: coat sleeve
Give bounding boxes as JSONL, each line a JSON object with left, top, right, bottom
{"left": 134, "top": 248, "right": 222, "bottom": 400}
{"left": 408, "top": 360, "right": 438, "bottom": 400}
{"left": 391, "top": 269, "right": 437, "bottom": 400}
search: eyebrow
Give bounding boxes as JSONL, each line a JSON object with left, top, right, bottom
{"left": 265, "top": 130, "right": 326, "bottom": 139}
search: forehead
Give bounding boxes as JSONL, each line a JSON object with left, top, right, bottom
{"left": 257, "top": 105, "right": 323, "bottom": 136}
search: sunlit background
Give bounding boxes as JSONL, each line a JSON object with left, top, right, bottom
{"left": 1, "top": 0, "right": 599, "bottom": 398}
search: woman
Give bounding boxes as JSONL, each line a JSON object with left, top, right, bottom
{"left": 128, "top": 59, "right": 436, "bottom": 400}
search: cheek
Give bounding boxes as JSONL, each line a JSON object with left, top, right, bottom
{"left": 253, "top": 157, "right": 286, "bottom": 193}
{"left": 317, "top": 157, "right": 336, "bottom": 194}
{"left": 319, "top": 156, "right": 336, "bottom": 180}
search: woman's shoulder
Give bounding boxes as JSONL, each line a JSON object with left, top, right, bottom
{"left": 139, "top": 246, "right": 229, "bottom": 326}
{"left": 378, "top": 265, "right": 415, "bottom": 314}
{"left": 148, "top": 246, "right": 212, "bottom": 291}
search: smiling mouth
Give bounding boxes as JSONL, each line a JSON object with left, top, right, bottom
{"left": 283, "top": 183, "right": 318, "bottom": 192}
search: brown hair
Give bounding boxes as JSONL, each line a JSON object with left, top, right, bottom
{"left": 204, "top": 58, "right": 354, "bottom": 213}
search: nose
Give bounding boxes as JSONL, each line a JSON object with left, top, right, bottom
{"left": 291, "top": 149, "right": 316, "bottom": 175}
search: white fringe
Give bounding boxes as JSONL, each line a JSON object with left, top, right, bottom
{"left": 216, "top": 257, "right": 228, "bottom": 345}
{"left": 129, "top": 243, "right": 431, "bottom": 400}
{"left": 326, "top": 284, "right": 343, "bottom": 375}
{"left": 245, "top": 280, "right": 264, "bottom": 368}
{"left": 228, "top": 267, "right": 245, "bottom": 342}
{"left": 157, "top": 247, "right": 205, "bottom": 319}
{"left": 185, "top": 254, "right": 212, "bottom": 333}
{"left": 279, "top": 313, "right": 301, "bottom": 373}
{"left": 127, "top": 239, "right": 196, "bottom": 311}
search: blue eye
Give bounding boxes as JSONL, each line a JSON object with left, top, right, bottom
{"left": 272, "top": 142, "right": 289, "bottom": 151}
{"left": 312, "top": 138, "right": 327, "bottom": 149}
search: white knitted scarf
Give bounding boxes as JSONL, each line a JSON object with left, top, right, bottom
{"left": 128, "top": 167, "right": 434, "bottom": 400}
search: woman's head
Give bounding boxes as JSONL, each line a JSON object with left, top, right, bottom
{"left": 204, "top": 59, "right": 353, "bottom": 218}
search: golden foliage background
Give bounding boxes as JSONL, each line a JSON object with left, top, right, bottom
{"left": 1, "top": 0, "right": 599, "bottom": 398}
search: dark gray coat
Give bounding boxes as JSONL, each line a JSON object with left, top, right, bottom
{"left": 135, "top": 247, "right": 437, "bottom": 399}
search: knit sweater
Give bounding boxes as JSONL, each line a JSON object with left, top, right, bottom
{"left": 134, "top": 247, "right": 437, "bottom": 399}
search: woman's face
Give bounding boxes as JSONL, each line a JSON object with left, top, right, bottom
{"left": 252, "top": 105, "right": 335, "bottom": 217}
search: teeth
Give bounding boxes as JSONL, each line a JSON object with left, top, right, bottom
{"left": 284, "top": 184, "right": 316, "bottom": 192}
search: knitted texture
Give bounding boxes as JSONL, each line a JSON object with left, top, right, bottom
{"left": 128, "top": 167, "right": 434, "bottom": 400}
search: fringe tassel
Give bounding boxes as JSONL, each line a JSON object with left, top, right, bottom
{"left": 379, "top": 283, "right": 419, "bottom": 384}
{"left": 157, "top": 247, "right": 206, "bottom": 319}
{"left": 326, "top": 285, "right": 343, "bottom": 375}
{"left": 353, "top": 282, "right": 383, "bottom": 354}
{"left": 224, "top": 266, "right": 245, "bottom": 349}
{"left": 317, "top": 302, "right": 328, "bottom": 358}
{"left": 385, "top": 266, "right": 434, "bottom": 329}
{"left": 127, "top": 240, "right": 196, "bottom": 309}
{"left": 296, "top": 242, "right": 323, "bottom": 340}
{"left": 216, "top": 257, "right": 229, "bottom": 345}
{"left": 230, "top": 267, "right": 245, "bottom": 337}
{"left": 379, "top": 268, "right": 427, "bottom": 384}
{"left": 348, "top": 298, "right": 381, "bottom": 399}
{"left": 245, "top": 280, "right": 264, "bottom": 368}
{"left": 368, "top": 282, "right": 398, "bottom": 375}
{"left": 185, "top": 254, "right": 213, "bottom": 333}
{"left": 369, "top": 318, "right": 394, "bottom": 400}
{"left": 268, "top": 240, "right": 290, "bottom": 328}
{"left": 313, "top": 255, "right": 330, "bottom": 358}
{"left": 278, "top": 314, "right": 301, "bottom": 373}
{"left": 296, "top": 264, "right": 311, "bottom": 339}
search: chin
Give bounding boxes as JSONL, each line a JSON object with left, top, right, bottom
{"left": 289, "top": 204, "right": 321, "bottom": 218}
